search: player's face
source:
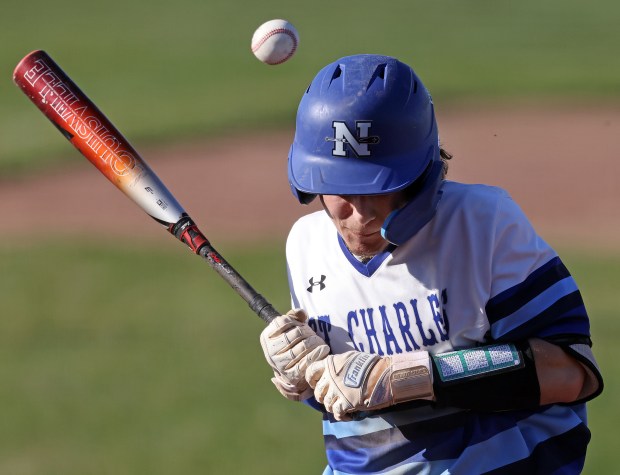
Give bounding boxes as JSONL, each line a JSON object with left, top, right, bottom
{"left": 320, "top": 192, "right": 407, "bottom": 258}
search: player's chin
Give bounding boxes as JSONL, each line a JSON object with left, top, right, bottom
{"left": 342, "top": 231, "right": 386, "bottom": 257}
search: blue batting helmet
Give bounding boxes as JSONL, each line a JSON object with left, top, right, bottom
{"left": 287, "top": 54, "right": 444, "bottom": 244}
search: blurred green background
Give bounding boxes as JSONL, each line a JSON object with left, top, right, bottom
{"left": 0, "top": 1, "right": 618, "bottom": 474}
{"left": 2, "top": 0, "right": 619, "bottom": 174}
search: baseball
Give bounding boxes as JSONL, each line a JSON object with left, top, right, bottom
{"left": 251, "top": 19, "right": 299, "bottom": 65}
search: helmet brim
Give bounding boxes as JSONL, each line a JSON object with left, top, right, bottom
{"left": 289, "top": 143, "right": 438, "bottom": 196}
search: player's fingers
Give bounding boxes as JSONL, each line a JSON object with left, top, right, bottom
{"left": 263, "top": 314, "right": 303, "bottom": 339}
{"left": 306, "top": 359, "right": 327, "bottom": 390}
{"left": 286, "top": 326, "right": 325, "bottom": 353}
{"left": 286, "top": 308, "right": 308, "bottom": 323}
{"left": 332, "top": 400, "right": 351, "bottom": 421}
{"left": 277, "top": 321, "right": 319, "bottom": 350}
{"left": 284, "top": 338, "right": 330, "bottom": 369}
{"left": 303, "top": 342, "right": 331, "bottom": 366}
{"left": 323, "top": 389, "right": 339, "bottom": 413}
{"left": 314, "top": 375, "right": 330, "bottom": 405}
{"left": 264, "top": 333, "right": 322, "bottom": 372}
{"left": 261, "top": 322, "right": 312, "bottom": 359}
{"left": 334, "top": 412, "right": 353, "bottom": 422}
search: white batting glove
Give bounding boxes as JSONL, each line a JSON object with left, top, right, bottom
{"left": 305, "top": 350, "right": 434, "bottom": 421}
{"left": 260, "top": 309, "right": 331, "bottom": 401}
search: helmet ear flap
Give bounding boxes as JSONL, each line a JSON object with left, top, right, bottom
{"left": 288, "top": 143, "right": 317, "bottom": 204}
{"left": 381, "top": 158, "right": 444, "bottom": 245}
{"left": 298, "top": 190, "right": 317, "bottom": 204}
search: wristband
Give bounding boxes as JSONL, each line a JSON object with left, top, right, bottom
{"left": 431, "top": 341, "right": 540, "bottom": 411}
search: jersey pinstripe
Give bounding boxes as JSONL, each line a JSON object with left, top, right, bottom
{"left": 286, "top": 181, "right": 593, "bottom": 474}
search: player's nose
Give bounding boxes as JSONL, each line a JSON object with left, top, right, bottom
{"left": 347, "top": 196, "right": 377, "bottom": 225}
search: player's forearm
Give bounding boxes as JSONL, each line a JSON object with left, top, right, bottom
{"left": 530, "top": 338, "right": 588, "bottom": 405}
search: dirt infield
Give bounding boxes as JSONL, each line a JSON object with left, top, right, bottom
{"left": 1, "top": 105, "right": 618, "bottom": 251}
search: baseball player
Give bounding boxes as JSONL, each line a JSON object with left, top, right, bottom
{"left": 260, "top": 54, "right": 603, "bottom": 474}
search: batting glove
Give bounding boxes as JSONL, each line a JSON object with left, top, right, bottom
{"left": 306, "top": 350, "right": 434, "bottom": 421}
{"left": 260, "top": 309, "right": 330, "bottom": 401}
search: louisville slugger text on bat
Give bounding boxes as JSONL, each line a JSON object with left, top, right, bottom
{"left": 13, "top": 49, "right": 279, "bottom": 323}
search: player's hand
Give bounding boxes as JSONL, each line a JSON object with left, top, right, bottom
{"left": 305, "top": 350, "right": 435, "bottom": 421}
{"left": 260, "top": 309, "right": 330, "bottom": 401}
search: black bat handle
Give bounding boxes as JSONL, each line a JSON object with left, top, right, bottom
{"left": 198, "top": 243, "right": 281, "bottom": 323}
{"left": 170, "top": 215, "right": 281, "bottom": 323}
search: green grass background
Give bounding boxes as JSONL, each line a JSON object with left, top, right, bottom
{"left": 0, "top": 0, "right": 618, "bottom": 473}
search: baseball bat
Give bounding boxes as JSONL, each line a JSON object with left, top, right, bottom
{"left": 13, "top": 49, "right": 280, "bottom": 323}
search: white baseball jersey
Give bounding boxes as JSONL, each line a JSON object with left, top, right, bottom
{"left": 286, "top": 181, "right": 595, "bottom": 474}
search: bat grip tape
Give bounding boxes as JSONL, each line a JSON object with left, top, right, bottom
{"left": 170, "top": 215, "right": 280, "bottom": 323}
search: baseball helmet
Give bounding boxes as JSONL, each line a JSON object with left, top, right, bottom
{"left": 288, "top": 54, "right": 444, "bottom": 244}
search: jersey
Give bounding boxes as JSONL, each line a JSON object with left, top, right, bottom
{"left": 286, "top": 181, "right": 595, "bottom": 474}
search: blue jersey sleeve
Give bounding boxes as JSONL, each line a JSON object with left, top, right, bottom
{"left": 484, "top": 193, "right": 590, "bottom": 342}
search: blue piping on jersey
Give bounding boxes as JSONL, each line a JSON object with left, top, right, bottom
{"left": 487, "top": 256, "right": 568, "bottom": 319}
{"left": 337, "top": 234, "right": 396, "bottom": 277}
{"left": 491, "top": 277, "right": 578, "bottom": 335}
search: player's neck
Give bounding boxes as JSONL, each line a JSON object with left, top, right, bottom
{"left": 352, "top": 253, "right": 373, "bottom": 264}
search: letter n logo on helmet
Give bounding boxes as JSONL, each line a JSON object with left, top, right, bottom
{"left": 327, "top": 121, "right": 380, "bottom": 158}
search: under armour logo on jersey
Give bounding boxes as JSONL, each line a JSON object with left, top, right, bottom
{"left": 307, "top": 275, "right": 326, "bottom": 292}
{"left": 326, "top": 121, "right": 380, "bottom": 157}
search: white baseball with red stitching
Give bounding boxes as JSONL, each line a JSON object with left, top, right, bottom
{"left": 251, "top": 19, "right": 299, "bottom": 65}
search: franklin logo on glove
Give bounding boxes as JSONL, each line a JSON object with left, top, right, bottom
{"left": 344, "top": 353, "right": 376, "bottom": 388}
